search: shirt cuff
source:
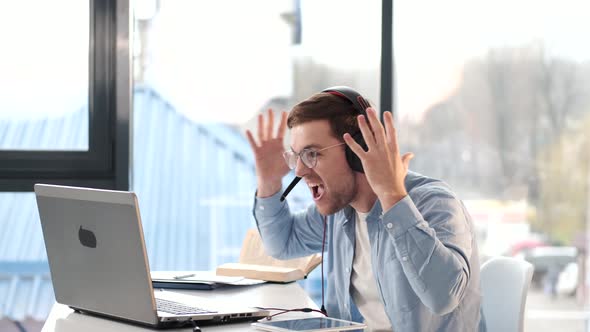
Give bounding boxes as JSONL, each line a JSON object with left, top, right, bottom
{"left": 254, "top": 190, "right": 286, "bottom": 218}
{"left": 381, "top": 195, "right": 422, "bottom": 238}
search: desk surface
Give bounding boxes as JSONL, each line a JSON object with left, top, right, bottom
{"left": 41, "top": 283, "right": 319, "bottom": 332}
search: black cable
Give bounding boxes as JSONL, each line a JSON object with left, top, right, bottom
{"left": 255, "top": 216, "right": 329, "bottom": 321}
{"left": 190, "top": 320, "right": 201, "bottom": 332}
{"left": 320, "top": 215, "right": 327, "bottom": 316}
{"left": 256, "top": 307, "right": 328, "bottom": 321}
{"left": 11, "top": 320, "right": 27, "bottom": 332}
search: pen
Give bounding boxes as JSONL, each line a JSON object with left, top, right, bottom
{"left": 173, "top": 273, "right": 195, "bottom": 279}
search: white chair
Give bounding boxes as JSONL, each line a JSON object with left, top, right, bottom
{"left": 480, "top": 256, "right": 534, "bottom": 332}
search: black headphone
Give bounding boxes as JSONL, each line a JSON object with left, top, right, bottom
{"left": 321, "top": 86, "right": 371, "bottom": 173}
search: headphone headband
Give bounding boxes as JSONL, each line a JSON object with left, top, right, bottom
{"left": 322, "top": 86, "right": 370, "bottom": 117}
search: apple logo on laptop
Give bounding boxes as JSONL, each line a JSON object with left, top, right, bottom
{"left": 78, "top": 226, "right": 97, "bottom": 248}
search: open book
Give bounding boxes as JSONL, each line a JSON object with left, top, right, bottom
{"left": 216, "top": 229, "right": 322, "bottom": 283}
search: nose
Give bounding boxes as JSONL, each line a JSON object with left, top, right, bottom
{"left": 294, "top": 157, "right": 311, "bottom": 178}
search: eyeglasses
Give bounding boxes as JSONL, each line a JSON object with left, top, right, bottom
{"left": 283, "top": 142, "right": 345, "bottom": 170}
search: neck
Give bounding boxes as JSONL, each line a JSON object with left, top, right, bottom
{"left": 349, "top": 173, "right": 377, "bottom": 213}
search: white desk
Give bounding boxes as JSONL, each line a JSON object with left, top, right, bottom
{"left": 41, "top": 283, "right": 319, "bottom": 332}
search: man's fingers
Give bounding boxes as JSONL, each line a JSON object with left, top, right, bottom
{"left": 246, "top": 130, "right": 259, "bottom": 150}
{"left": 357, "top": 114, "right": 376, "bottom": 148}
{"left": 383, "top": 112, "right": 400, "bottom": 155}
{"left": 343, "top": 133, "right": 366, "bottom": 158}
{"left": 266, "top": 109, "right": 274, "bottom": 141}
{"left": 365, "top": 108, "right": 386, "bottom": 144}
{"left": 276, "top": 112, "right": 288, "bottom": 138}
{"left": 257, "top": 113, "right": 265, "bottom": 142}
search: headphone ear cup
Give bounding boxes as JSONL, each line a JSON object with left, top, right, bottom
{"left": 345, "top": 132, "right": 366, "bottom": 173}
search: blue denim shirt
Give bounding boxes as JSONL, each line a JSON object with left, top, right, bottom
{"left": 254, "top": 171, "right": 486, "bottom": 331}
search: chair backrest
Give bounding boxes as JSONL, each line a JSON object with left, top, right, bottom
{"left": 480, "top": 256, "right": 534, "bottom": 332}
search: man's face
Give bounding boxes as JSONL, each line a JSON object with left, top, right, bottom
{"left": 290, "top": 120, "right": 356, "bottom": 215}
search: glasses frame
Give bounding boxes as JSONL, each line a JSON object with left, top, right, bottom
{"left": 283, "top": 142, "right": 345, "bottom": 170}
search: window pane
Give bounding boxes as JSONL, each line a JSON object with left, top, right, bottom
{"left": 0, "top": 193, "right": 54, "bottom": 320}
{"left": 395, "top": 1, "right": 590, "bottom": 331}
{"left": 0, "top": 1, "right": 89, "bottom": 151}
{"left": 132, "top": 0, "right": 380, "bottom": 305}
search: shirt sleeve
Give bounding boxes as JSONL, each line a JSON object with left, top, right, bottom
{"left": 381, "top": 186, "right": 474, "bottom": 315}
{"left": 253, "top": 191, "right": 325, "bottom": 259}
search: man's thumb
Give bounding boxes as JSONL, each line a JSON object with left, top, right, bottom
{"left": 402, "top": 152, "right": 414, "bottom": 170}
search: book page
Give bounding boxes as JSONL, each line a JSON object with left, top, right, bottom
{"left": 239, "top": 229, "right": 316, "bottom": 272}
{"left": 216, "top": 263, "right": 304, "bottom": 282}
{"left": 303, "top": 254, "right": 323, "bottom": 273}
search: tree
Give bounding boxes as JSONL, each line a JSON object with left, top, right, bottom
{"left": 400, "top": 44, "right": 590, "bottom": 242}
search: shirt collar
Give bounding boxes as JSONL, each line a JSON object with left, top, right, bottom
{"left": 343, "top": 199, "right": 383, "bottom": 224}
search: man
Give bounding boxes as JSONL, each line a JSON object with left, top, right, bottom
{"left": 246, "top": 87, "right": 485, "bottom": 331}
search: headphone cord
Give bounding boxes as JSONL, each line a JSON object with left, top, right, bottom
{"left": 257, "top": 216, "right": 328, "bottom": 320}
{"left": 320, "top": 215, "right": 327, "bottom": 316}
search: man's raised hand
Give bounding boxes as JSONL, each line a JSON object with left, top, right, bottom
{"left": 246, "top": 109, "right": 290, "bottom": 197}
{"left": 343, "top": 108, "right": 413, "bottom": 211}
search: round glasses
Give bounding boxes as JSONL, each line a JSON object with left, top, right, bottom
{"left": 282, "top": 143, "right": 345, "bottom": 169}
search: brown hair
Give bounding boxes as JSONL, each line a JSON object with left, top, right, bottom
{"left": 287, "top": 92, "right": 361, "bottom": 140}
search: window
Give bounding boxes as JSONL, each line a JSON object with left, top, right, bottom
{"left": 0, "top": 2, "right": 88, "bottom": 151}
{"left": 0, "top": 0, "right": 130, "bottom": 191}
{"left": 394, "top": 1, "right": 590, "bottom": 330}
{"left": 0, "top": 0, "right": 131, "bottom": 325}
{"left": 131, "top": 0, "right": 382, "bottom": 303}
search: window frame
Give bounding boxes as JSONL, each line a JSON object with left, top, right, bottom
{"left": 0, "top": 0, "right": 393, "bottom": 192}
{"left": 0, "top": 0, "right": 131, "bottom": 191}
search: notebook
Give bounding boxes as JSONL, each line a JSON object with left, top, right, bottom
{"left": 34, "top": 184, "right": 269, "bottom": 329}
{"left": 151, "top": 270, "right": 266, "bottom": 290}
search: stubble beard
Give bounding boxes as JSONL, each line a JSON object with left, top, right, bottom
{"left": 316, "top": 174, "right": 357, "bottom": 216}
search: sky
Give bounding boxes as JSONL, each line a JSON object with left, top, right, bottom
{"left": 394, "top": 0, "right": 590, "bottom": 122}
{"left": 1, "top": 0, "right": 589, "bottom": 123}
{"left": 143, "top": 0, "right": 382, "bottom": 124}
{"left": 0, "top": 1, "right": 88, "bottom": 120}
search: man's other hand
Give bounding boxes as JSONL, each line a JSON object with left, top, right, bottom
{"left": 246, "top": 109, "right": 290, "bottom": 197}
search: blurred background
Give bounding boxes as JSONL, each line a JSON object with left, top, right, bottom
{"left": 0, "top": 1, "right": 589, "bottom": 331}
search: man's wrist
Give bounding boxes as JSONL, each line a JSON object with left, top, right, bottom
{"left": 256, "top": 181, "right": 282, "bottom": 198}
{"left": 378, "top": 191, "right": 407, "bottom": 212}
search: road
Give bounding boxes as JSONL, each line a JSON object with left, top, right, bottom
{"left": 525, "top": 288, "right": 588, "bottom": 332}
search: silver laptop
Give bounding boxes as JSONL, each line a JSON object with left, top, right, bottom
{"left": 35, "top": 184, "right": 269, "bottom": 329}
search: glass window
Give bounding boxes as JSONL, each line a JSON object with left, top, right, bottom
{"left": 0, "top": 1, "right": 89, "bottom": 151}
{"left": 132, "top": 0, "right": 381, "bottom": 304}
{"left": 0, "top": 0, "right": 127, "bottom": 324}
{"left": 395, "top": 1, "right": 590, "bottom": 330}
{"left": 0, "top": 192, "right": 54, "bottom": 320}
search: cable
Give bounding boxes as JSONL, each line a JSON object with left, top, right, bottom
{"left": 320, "top": 215, "right": 327, "bottom": 316}
{"left": 189, "top": 320, "right": 201, "bottom": 332}
{"left": 256, "top": 217, "right": 329, "bottom": 320}
{"left": 11, "top": 320, "right": 27, "bottom": 332}
{"left": 256, "top": 307, "right": 328, "bottom": 321}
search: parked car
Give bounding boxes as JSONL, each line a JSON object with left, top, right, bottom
{"left": 522, "top": 246, "right": 578, "bottom": 289}
{"left": 556, "top": 261, "right": 578, "bottom": 296}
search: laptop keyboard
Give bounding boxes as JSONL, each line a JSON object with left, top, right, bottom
{"left": 156, "top": 298, "right": 217, "bottom": 315}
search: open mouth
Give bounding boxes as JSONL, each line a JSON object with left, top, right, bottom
{"left": 310, "top": 183, "right": 325, "bottom": 201}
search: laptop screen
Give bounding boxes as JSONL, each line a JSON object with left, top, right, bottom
{"left": 35, "top": 184, "right": 158, "bottom": 325}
